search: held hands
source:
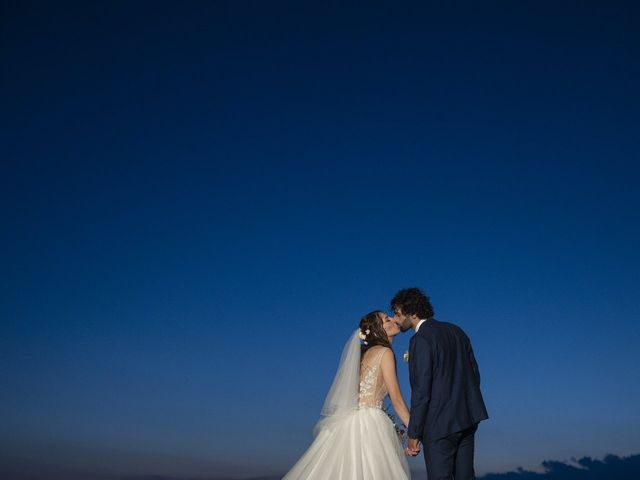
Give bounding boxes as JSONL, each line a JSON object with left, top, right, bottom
{"left": 404, "top": 438, "right": 421, "bottom": 457}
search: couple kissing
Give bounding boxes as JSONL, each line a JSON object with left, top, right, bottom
{"left": 283, "top": 287, "right": 489, "bottom": 480}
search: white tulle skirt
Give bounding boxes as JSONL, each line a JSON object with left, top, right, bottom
{"left": 282, "top": 407, "right": 411, "bottom": 479}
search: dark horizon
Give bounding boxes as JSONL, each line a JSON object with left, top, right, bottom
{"left": 2, "top": 452, "right": 639, "bottom": 480}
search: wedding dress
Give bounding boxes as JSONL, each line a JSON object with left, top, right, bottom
{"left": 282, "top": 331, "right": 411, "bottom": 479}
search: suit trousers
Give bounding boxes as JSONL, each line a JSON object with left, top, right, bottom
{"left": 423, "top": 423, "right": 478, "bottom": 480}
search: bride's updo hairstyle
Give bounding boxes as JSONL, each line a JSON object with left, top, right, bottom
{"left": 359, "top": 310, "right": 392, "bottom": 356}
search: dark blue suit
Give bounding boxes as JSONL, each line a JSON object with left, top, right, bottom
{"left": 408, "top": 318, "right": 488, "bottom": 479}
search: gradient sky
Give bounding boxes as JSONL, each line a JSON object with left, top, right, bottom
{"left": 2, "top": 1, "right": 639, "bottom": 479}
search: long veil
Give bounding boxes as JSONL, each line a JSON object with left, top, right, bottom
{"left": 313, "top": 329, "right": 361, "bottom": 435}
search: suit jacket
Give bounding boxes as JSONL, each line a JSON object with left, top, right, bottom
{"left": 407, "top": 318, "right": 488, "bottom": 442}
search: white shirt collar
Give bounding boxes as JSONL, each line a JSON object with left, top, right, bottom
{"left": 414, "top": 318, "right": 428, "bottom": 333}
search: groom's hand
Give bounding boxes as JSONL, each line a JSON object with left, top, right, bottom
{"left": 406, "top": 438, "right": 421, "bottom": 456}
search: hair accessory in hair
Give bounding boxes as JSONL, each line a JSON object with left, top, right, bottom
{"left": 358, "top": 329, "right": 370, "bottom": 341}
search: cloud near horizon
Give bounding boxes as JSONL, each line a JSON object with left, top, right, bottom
{"left": 477, "top": 453, "right": 640, "bottom": 480}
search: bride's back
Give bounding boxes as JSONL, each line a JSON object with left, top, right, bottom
{"left": 358, "top": 346, "right": 389, "bottom": 409}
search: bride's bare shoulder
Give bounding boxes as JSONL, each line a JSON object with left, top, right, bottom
{"left": 362, "top": 345, "right": 392, "bottom": 361}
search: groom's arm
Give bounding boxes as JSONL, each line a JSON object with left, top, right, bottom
{"left": 463, "top": 331, "right": 481, "bottom": 387}
{"left": 408, "top": 335, "right": 434, "bottom": 441}
{"left": 469, "top": 342, "right": 481, "bottom": 386}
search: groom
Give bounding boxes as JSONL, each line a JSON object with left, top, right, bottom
{"left": 391, "top": 288, "right": 489, "bottom": 480}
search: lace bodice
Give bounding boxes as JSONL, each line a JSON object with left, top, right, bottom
{"left": 358, "top": 347, "right": 388, "bottom": 409}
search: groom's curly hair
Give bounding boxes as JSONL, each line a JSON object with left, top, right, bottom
{"left": 390, "top": 288, "right": 434, "bottom": 319}
{"left": 359, "top": 310, "right": 392, "bottom": 356}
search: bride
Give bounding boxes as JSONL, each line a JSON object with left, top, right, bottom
{"left": 282, "top": 310, "right": 411, "bottom": 479}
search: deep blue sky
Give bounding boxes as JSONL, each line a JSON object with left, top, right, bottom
{"left": 2, "top": 1, "right": 639, "bottom": 479}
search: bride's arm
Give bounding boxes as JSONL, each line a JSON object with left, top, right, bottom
{"left": 380, "top": 348, "right": 410, "bottom": 427}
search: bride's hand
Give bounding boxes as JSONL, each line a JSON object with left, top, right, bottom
{"left": 405, "top": 438, "right": 421, "bottom": 456}
{"left": 404, "top": 447, "right": 419, "bottom": 457}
